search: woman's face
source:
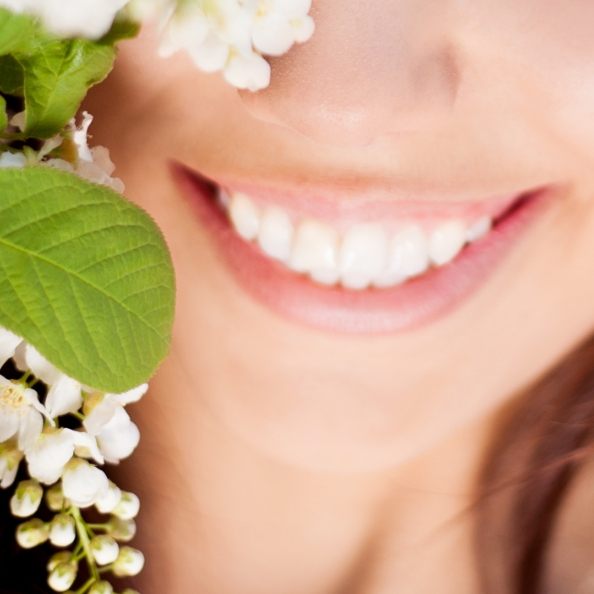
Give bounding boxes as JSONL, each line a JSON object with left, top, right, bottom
{"left": 88, "top": 0, "right": 594, "bottom": 471}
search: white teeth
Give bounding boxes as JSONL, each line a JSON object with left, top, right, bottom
{"left": 466, "top": 216, "right": 492, "bottom": 243}
{"left": 289, "top": 220, "right": 340, "bottom": 285}
{"left": 339, "top": 224, "right": 388, "bottom": 290}
{"left": 224, "top": 189, "right": 495, "bottom": 290}
{"left": 429, "top": 220, "right": 467, "bottom": 266}
{"left": 229, "top": 191, "right": 260, "bottom": 241}
{"left": 375, "top": 224, "right": 429, "bottom": 288}
{"left": 258, "top": 206, "right": 293, "bottom": 262}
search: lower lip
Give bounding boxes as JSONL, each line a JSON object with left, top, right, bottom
{"left": 173, "top": 164, "right": 553, "bottom": 335}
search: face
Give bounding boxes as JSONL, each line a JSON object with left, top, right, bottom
{"left": 87, "top": 0, "right": 594, "bottom": 472}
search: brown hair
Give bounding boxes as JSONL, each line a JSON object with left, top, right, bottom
{"left": 475, "top": 333, "right": 594, "bottom": 593}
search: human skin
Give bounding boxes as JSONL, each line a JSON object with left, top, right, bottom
{"left": 87, "top": 2, "right": 594, "bottom": 592}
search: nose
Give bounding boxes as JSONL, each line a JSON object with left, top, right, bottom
{"left": 239, "top": 1, "right": 461, "bottom": 147}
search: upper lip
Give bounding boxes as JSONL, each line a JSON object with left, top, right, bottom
{"left": 177, "top": 161, "right": 552, "bottom": 225}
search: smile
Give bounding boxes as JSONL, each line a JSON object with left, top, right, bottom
{"left": 173, "top": 163, "right": 557, "bottom": 334}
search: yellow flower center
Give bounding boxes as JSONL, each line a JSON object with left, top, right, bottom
{"left": 0, "top": 384, "right": 26, "bottom": 409}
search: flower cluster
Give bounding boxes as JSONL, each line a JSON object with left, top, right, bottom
{"left": 133, "top": 0, "right": 315, "bottom": 91}
{"left": 0, "top": 112, "right": 125, "bottom": 193}
{"left": 0, "top": 0, "right": 129, "bottom": 39}
{"left": 0, "top": 327, "right": 145, "bottom": 593}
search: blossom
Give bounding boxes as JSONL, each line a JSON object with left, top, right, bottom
{"left": 112, "top": 491, "right": 140, "bottom": 520}
{"left": 0, "top": 375, "right": 47, "bottom": 451}
{"left": 45, "top": 374, "right": 82, "bottom": 419}
{"left": 90, "top": 535, "right": 120, "bottom": 565}
{"left": 10, "top": 479, "right": 43, "bottom": 517}
{"left": 16, "top": 517, "right": 49, "bottom": 548}
{"left": 95, "top": 480, "right": 122, "bottom": 514}
{"left": 49, "top": 513, "right": 76, "bottom": 547}
{"left": 0, "top": 441, "right": 23, "bottom": 488}
{"left": 0, "top": 0, "right": 129, "bottom": 40}
{"left": 154, "top": 0, "right": 315, "bottom": 91}
{"left": 26, "top": 429, "right": 76, "bottom": 484}
{"left": 61, "top": 458, "right": 108, "bottom": 508}
{"left": 112, "top": 546, "right": 145, "bottom": 577}
{"left": 84, "top": 384, "right": 147, "bottom": 463}
{"left": 47, "top": 559, "right": 77, "bottom": 592}
{"left": 89, "top": 581, "right": 115, "bottom": 594}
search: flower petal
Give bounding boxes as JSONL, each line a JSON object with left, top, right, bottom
{"left": 111, "top": 383, "right": 148, "bottom": 407}
{"left": 23, "top": 344, "right": 61, "bottom": 386}
{"left": 97, "top": 408, "right": 140, "bottom": 463}
{"left": 45, "top": 374, "right": 82, "bottom": 418}
{"left": 83, "top": 396, "right": 119, "bottom": 435}
{"left": 17, "top": 408, "right": 43, "bottom": 452}
{"left": 26, "top": 430, "right": 75, "bottom": 484}
{"left": 0, "top": 328, "right": 22, "bottom": 367}
{"left": 0, "top": 408, "right": 19, "bottom": 442}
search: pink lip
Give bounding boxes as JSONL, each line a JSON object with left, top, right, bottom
{"left": 172, "top": 163, "right": 556, "bottom": 335}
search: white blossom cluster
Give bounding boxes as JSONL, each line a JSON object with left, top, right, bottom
{"left": 132, "top": 0, "right": 315, "bottom": 91}
{"left": 0, "top": 112, "right": 125, "bottom": 194}
{"left": 0, "top": 327, "right": 145, "bottom": 593}
{"left": 0, "top": 0, "right": 129, "bottom": 39}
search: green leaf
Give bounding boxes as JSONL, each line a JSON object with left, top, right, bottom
{"left": 0, "top": 96, "right": 6, "bottom": 132}
{"left": 99, "top": 17, "right": 140, "bottom": 45}
{"left": 0, "top": 167, "right": 175, "bottom": 392}
{"left": 18, "top": 38, "right": 115, "bottom": 138}
{"left": 0, "top": 55, "right": 24, "bottom": 95}
{"left": 0, "top": 8, "right": 37, "bottom": 56}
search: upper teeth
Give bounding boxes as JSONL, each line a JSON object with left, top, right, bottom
{"left": 224, "top": 189, "right": 493, "bottom": 290}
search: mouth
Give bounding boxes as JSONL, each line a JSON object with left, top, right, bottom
{"left": 172, "top": 163, "right": 556, "bottom": 334}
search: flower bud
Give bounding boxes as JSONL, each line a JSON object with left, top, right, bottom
{"left": 49, "top": 513, "right": 76, "bottom": 547}
{"left": 46, "top": 483, "right": 65, "bottom": 512}
{"left": 10, "top": 480, "right": 43, "bottom": 517}
{"left": 95, "top": 481, "right": 121, "bottom": 514}
{"left": 88, "top": 580, "right": 114, "bottom": 594}
{"left": 47, "top": 551, "right": 74, "bottom": 572}
{"left": 62, "top": 459, "right": 108, "bottom": 508}
{"left": 91, "top": 535, "right": 119, "bottom": 565}
{"left": 112, "top": 546, "right": 145, "bottom": 577}
{"left": 106, "top": 516, "right": 136, "bottom": 542}
{"left": 48, "top": 561, "right": 77, "bottom": 592}
{"left": 0, "top": 442, "right": 23, "bottom": 488}
{"left": 16, "top": 518, "right": 49, "bottom": 548}
{"left": 112, "top": 491, "right": 139, "bottom": 520}
{"left": 120, "top": 590, "right": 141, "bottom": 594}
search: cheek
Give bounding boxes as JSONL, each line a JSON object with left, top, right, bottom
{"left": 461, "top": 0, "right": 594, "bottom": 165}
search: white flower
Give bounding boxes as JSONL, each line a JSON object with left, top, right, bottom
{"left": 26, "top": 429, "right": 76, "bottom": 484}
{"left": 91, "top": 534, "right": 120, "bottom": 565}
{"left": 0, "top": 151, "right": 27, "bottom": 168}
{"left": 16, "top": 517, "right": 49, "bottom": 548}
{"left": 47, "top": 559, "right": 77, "bottom": 592}
{"left": 45, "top": 483, "right": 65, "bottom": 512}
{"left": 95, "top": 480, "right": 122, "bottom": 514}
{"left": 96, "top": 407, "right": 140, "bottom": 463}
{"left": 2, "top": 0, "right": 130, "bottom": 40}
{"left": 154, "top": 0, "right": 314, "bottom": 91}
{"left": 224, "top": 50, "right": 270, "bottom": 91}
{"left": 106, "top": 516, "right": 136, "bottom": 542}
{"left": 0, "top": 375, "right": 47, "bottom": 451}
{"left": 113, "top": 546, "right": 145, "bottom": 577}
{"left": 89, "top": 581, "right": 115, "bottom": 594}
{"left": 49, "top": 513, "right": 76, "bottom": 547}
{"left": 47, "top": 551, "right": 74, "bottom": 572}
{"left": 0, "top": 328, "right": 23, "bottom": 366}
{"left": 45, "top": 374, "right": 82, "bottom": 419}
{"left": 251, "top": 0, "right": 314, "bottom": 55}
{"left": 83, "top": 384, "right": 147, "bottom": 462}
{"left": 0, "top": 441, "right": 23, "bottom": 488}
{"left": 10, "top": 479, "right": 43, "bottom": 517}
{"left": 62, "top": 458, "right": 108, "bottom": 508}
{"left": 14, "top": 343, "right": 60, "bottom": 385}
{"left": 113, "top": 491, "right": 140, "bottom": 520}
